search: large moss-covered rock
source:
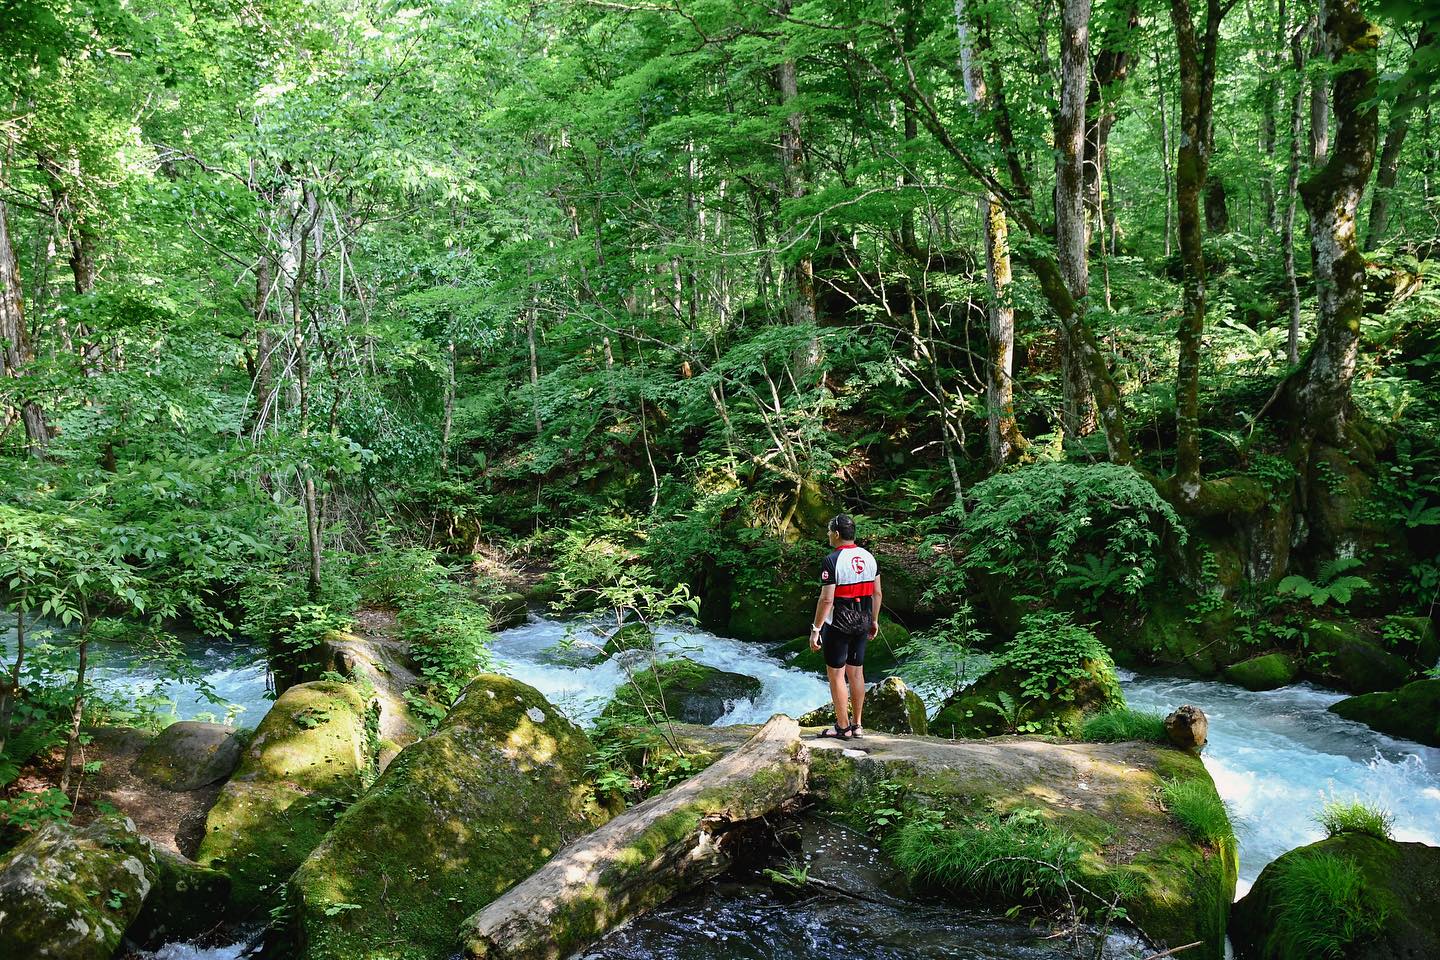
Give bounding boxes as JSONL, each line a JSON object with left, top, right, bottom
{"left": 196, "top": 681, "right": 371, "bottom": 915}
{"left": 770, "top": 613, "right": 913, "bottom": 676}
{"left": 132, "top": 720, "right": 244, "bottom": 791}
{"left": 727, "top": 577, "right": 817, "bottom": 644}
{"left": 601, "top": 657, "right": 762, "bottom": 725}
{"left": 287, "top": 674, "right": 607, "bottom": 960}
{"left": 1224, "top": 652, "right": 1301, "bottom": 691}
{"left": 930, "top": 658, "right": 1123, "bottom": 739}
{"left": 0, "top": 814, "right": 158, "bottom": 960}
{"left": 1382, "top": 615, "right": 1438, "bottom": 668}
{"left": 127, "top": 847, "right": 230, "bottom": 948}
{"left": 1303, "top": 620, "right": 1414, "bottom": 693}
{"left": 601, "top": 621, "right": 655, "bottom": 657}
{"left": 1329, "top": 679, "right": 1440, "bottom": 746}
{"left": 1123, "top": 597, "right": 1243, "bottom": 676}
{"left": 1231, "top": 833, "right": 1440, "bottom": 960}
{"left": 798, "top": 676, "right": 928, "bottom": 734}
{"left": 809, "top": 735, "right": 1237, "bottom": 960}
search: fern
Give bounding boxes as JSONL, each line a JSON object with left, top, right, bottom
{"left": 1278, "top": 558, "right": 1371, "bottom": 607}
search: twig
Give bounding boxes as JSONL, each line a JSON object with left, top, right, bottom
{"left": 1141, "top": 942, "right": 1204, "bottom": 960}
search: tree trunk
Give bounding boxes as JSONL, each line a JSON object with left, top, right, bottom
{"left": 957, "top": 0, "right": 1023, "bottom": 467}
{"left": 0, "top": 608, "right": 25, "bottom": 756}
{"left": 1308, "top": 10, "right": 1330, "bottom": 165}
{"left": 58, "top": 633, "right": 89, "bottom": 797}
{"left": 526, "top": 304, "right": 542, "bottom": 434}
{"left": 1154, "top": 43, "right": 1176, "bottom": 258}
{"left": 459, "top": 717, "right": 808, "bottom": 960}
{"left": 1363, "top": 27, "right": 1431, "bottom": 251}
{"left": 776, "top": 1, "right": 818, "bottom": 360}
{"left": 1293, "top": 0, "right": 1379, "bottom": 444}
{"left": 1282, "top": 26, "right": 1307, "bottom": 365}
{"left": 1056, "top": 0, "right": 1095, "bottom": 441}
{"left": 1083, "top": 5, "right": 1139, "bottom": 247}
{"left": 291, "top": 186, "right": 323, "bottom": 601}
{"left": 0, "top": 195, "right": 49, "bottom": 456}
{"left": 1260, "top": 0, "right": 1288, "bottom": 229}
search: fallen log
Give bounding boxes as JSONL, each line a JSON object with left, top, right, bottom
{"left": 458, "top": 714, "right": 809, "bottom": 960}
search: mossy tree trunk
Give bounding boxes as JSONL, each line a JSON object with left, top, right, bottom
{"left": 1056, "top": 0, "right": 1095, "bottom": 443}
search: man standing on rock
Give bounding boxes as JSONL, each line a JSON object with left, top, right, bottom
{"left": 809, "top": 514, "right": 881, "bottom": 741}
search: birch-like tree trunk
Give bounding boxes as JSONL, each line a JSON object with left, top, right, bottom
{"left": 0, "top": 195, "right": 49, "bottom": 456}
{"left": 1282, "top": 25, "right": 1307, "bottom": 365}
{"left": 1056, "top": 0, "right": 1095, "bottom": 441}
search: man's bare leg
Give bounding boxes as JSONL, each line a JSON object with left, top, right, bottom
{"left": 846, "top": 664, "right": 865, "bottom": 730}
{"left": 827, "top": 666, "right": 851, "bottom": 730}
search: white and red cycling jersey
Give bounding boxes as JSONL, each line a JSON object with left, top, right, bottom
{"left": 818, "top": 543, "right": 879, "bottom": 634}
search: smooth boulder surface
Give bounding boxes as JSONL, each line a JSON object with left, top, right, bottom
{"left": 1329, "top": 679, "right": 1440, "bottom": 747}
{"left": 601, "top": 657, "right": 761, "bottom": 725}
{"left": 132, "top": 720, "right": 244, "bottom": 791}
{"left": 0, "top": 814, "right": 158, "bottom": 960}
{"left": 1231, "top": 833, "right": 1440, "bottom": 960}
{"left": 1303, "top": 621, "right": 1414, "bottom": 693}
{"left": 287, "top": 674, "right": 608, "bottom": 960}
{"left": 798, "top": 676, "right": 928, "bottom": 734}
{"left": 930, "top": 658, "right": 1123, "bottom": 738}
{"left": 196, "top": 680, "right": 371, "bottom": 915}
{"left": 1223, "top": 652, "right": 1300, "bottom": 691}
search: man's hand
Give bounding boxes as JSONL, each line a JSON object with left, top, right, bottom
{"left": 809, "top": 626, "right": 822, "bottom": 652}
{"left": 869, "top": 618, "right": 879, "bottom": 639}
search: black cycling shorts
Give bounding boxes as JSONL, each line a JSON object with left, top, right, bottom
{"left": 821, "top": 624, "right": 868, "bottom": 669}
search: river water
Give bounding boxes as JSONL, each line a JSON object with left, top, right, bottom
{"left": 80, "top": 610, "right": 1438, "bottom": 957}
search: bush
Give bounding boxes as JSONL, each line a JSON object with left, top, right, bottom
{"left": 995, "top": 609, "right": 1118, "bottom": 704}
{"left": 1316, "top": 800, "right": 1393, "bottom": 840}
{"left": 1081, "top": 707, "right": 1168, "bottom": 743}
{"left": 890, "top": 807, "right": 1081, "bottom": 903}
{"left": 1161, "top": 778, "right": 1234, "bottom": 845}
{"left": 947, "top": 461, "right": 1185, "bottom": 604}
{"left": 1267, "top": 852, "right": 1389, "bottom": 959}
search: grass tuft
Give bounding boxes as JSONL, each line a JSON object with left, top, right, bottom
{"left": 1315, "top": 800, "right": 1393, "bottom": 840}
{"left": 1268, "top": 852, "right": 1388, "bottom": 958}
{"left": 1160, "top": 777, "right": 1234, "bottom": 845}
{"left": 890, "top": 807, "right": 1080, "bottom": 902}
{"left": 1080, "top": 707, "right": 1168, "bottom": 743}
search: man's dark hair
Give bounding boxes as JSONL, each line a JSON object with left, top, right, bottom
{"left": 828, "top": 514, "right": 856, "bottom": 541}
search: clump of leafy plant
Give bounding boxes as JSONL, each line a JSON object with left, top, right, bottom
{"left": 890, "top": 807, "right": 1081, "bottom": 904}
{"left": 1266, "top": 852, "right": 1389, "bottom": 959}
{"left": 1316, "top": 800, "right": 1393, "bottom": 840}
{"left": 896, "top": 607, "right": 992, "bottom": 703}
{"left": 1277, "top": 558, "right": 1370, "bottom": 608}
{"left": 1160, "top": 778, "right": 1234, "bottom": 845}
{"left": 585, "top": 714, "right": 700, "bottom": 805}
{"left": 994, "top": 608, "right": 1119, "bottom": 705}
{"left": 1080, "top": 707, "right": 1168, "bottom": 743}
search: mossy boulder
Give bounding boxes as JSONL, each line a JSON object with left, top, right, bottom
{"left": 727, "top": 577, "right": 816, "bottom": 644}
{"left": 1329, "top": 679, "right": 1440, "bottom": 747}
{"left": 132, "top": 720, "right": 244, "bottom": 791}
{"left": 600, "top": 657, "right": 762, "bottom": 725}
{"left": 1224, "top": 652, "right": 1301, "bottom": 691}
{"left": 798, "top": 676, "right": 928, "bottom": 734}
{"left": 1382, "top": 615, "right": 1438, "bottom": 668}
{"left": 196, "top": 680, "right": 371, "bottom": 916}
{"left": 770, "top": 613, "right": 913, "bottom": 676}
{"left": 809, "top": 738, "right": 1236, "bottom": 960}
{"left": 287, "top": 674, "right": 607, "bottom": 960}
{"left": 1231, "top": 833, "right": 1440, "bottom": 960}
{"left": 601, "top": 622, "right": 655, "bottom": 657}
{"left": 1123, "top": 597, "right": 1243, "bottom": 676}
{"left": 1303, "top": 620, "right": 1414, "bottom": 693}
{"left": 0, "top": 814, "right": 158, "bottom": 960}
{"left": 930, "top": 658, "right": 1123, "bottom": 739}
{"left": 127, "top": 847, "right": 230, "bottom": 948}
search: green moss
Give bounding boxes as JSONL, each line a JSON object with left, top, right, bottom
{"left": 727, "top": 578, "right": 816, "bottom": 644}
{"left": 1329, "top": 679, "right": 1440, "bottom": 747}
{"left": 797, "top": 676, "right": 928, "bottom": 734}
{"left": 601, "top": 622, "right": 654, "bottom": 657}
{"left": 1126, "top": 597, "right": 1242, "bottom": 676}
{"left": 196, "top": 681, "right": 370, "bottom": 916}
{"left": 931, "top": 656, "right": 1122, "bottom": 739}
{"left": 288, "top": 674, "right": 607, "bottom": 960}
{"left": 1224, "top": 652, "right": 1301, "bottom": 691}
{"left": 600, "top": 657, "right": 761, "bottom": 725}
{"left": 1304, "top": 621, "right": 1414, "bottom": 693}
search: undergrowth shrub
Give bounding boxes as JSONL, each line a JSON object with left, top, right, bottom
{"left": 996, "top": 609, "right": 1119, "bottom": 704}
{"left": 1081, "top": 707, "right": 1168, "bottom": 743}
{"left": 1266, "top": 852, "right": 1389, "bottom": 959}
{"left": 1316, "top": 800, "right": 1393, "bottom": 840}
{"left": 1161, "top": 778, "right": 1234, "bottom": 845}
{"left": 890, "top": 807, "right": 1080, "bottom": 903}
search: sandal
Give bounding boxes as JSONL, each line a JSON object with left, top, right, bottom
{"left": 848, "top": 724, "right": 864, "bottom": 738}
{"left": 817, "top": 724, "right": 854, "bottom": 741}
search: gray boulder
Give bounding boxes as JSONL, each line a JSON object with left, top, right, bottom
{"left": 132, "top": 721, "right": 243, "bottom": 791}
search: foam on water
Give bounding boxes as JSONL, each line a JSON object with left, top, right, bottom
{"left": 1119, "top": 670, "right": 1440, "bottom": 896}
{"left": 488, "top": 614, "right": 829, "bottom": 726}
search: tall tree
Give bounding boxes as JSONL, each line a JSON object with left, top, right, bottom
{"left": 1056, "top": 0, "right": 1095, "bottom": 441}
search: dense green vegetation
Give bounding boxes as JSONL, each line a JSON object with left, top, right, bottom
{"left": 0, "top": 0, "right": 1437, "bottom": 882}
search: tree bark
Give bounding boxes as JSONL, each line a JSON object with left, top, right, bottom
{"left": 58, "top": 633, "right": 89, "bottom": 797}
{"left": 1056, "top": 0, "right": 1096, "bottom": 441}
{"left": 1282, "top": 26, "right": 1307, "bottom": 365}
{"left": 1293, "top": 0, "right": 1379, "bottom": 444}
{"left": 1308, "top": 9, "right": 1330, "bottom": 165}
{"left": 958, "top": 0, "right": 1024, "bottom": 468}
{"left": 1363, "top": 27, "right": 1432, "bottom": 251}
{"left": 460, "top": 717, "right": 808, "bottom": 960}
{"left": 0, "top": 195, "right": 49, "bottom": 456}
{"left": 1083, "top": 4, "right": 1139, "bottom": 247}
{"left": 0, "top": 608, "right": 25, "bottom": 756}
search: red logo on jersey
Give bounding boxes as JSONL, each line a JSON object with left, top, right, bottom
{"left": 821, "top": 570, "right": 830, "bottom": 581}
{"left": 851, "top": 556, "right": 866, "bottom": 574}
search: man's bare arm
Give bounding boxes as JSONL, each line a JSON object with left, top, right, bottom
{"left": 870, "top": 573, "right": 883, "bottom": 637}
{"left": 810, "top": 585, "right": 835, "bottom": 650}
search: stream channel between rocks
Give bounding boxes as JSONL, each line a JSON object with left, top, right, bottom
{"left": 19, "top": 612, "right": 1436, "bottom": 958}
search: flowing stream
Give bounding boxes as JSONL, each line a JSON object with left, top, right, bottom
{"left": 82, "top": 611, "right": 1439, "bottom": 958}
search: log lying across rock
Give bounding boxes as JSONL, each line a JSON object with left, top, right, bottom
{"left": 458, "top": 714, "right": 809, "bottom": 960}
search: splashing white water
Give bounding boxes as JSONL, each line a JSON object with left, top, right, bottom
{"left": 488, "top": 614, "right": 829, "bottom": 726}
{"left": 1119, "top": 670, "right": 1440, "bottom": 896}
